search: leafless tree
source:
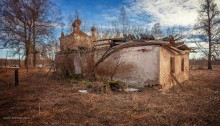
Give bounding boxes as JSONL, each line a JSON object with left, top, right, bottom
{"left": 0, "top": 0, "right": 62, "bottom": 70}
{"left": 30, "top": 0, "right": 62, "bottom": 67}
{"left": 102, "top": 54, "right": 124, "bottom": 80}
{"left": 4, "top": 51, "right": 8, "bottom": 69}
{"left": 164, "top": 26, "right": 186, "bottom": 43}
{"left": 110, "top": 7, "right": 146, "bottom": 38}
{"left": 194, "top": 0, "right": 220, "bottom": 69}
{"left": 112, "top": 20, "right": 120, "bottom": 38}
{"left": 119, "top": 7, "right": 128, "bottom": 35}
{"left": 151, "top": 23, "right": 163, "bottom": 39}
{"left": 66, "top": 15, "right": 75, "bottom": 33}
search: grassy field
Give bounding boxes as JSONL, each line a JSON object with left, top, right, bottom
{"left": 0, "top": 66, "right": 220, "bottom": 126}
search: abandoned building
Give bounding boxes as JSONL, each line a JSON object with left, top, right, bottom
{"left": 55, "top": 18, "right": 191, "bottom": 90}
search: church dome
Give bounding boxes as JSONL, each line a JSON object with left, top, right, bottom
{"left": 72, "top": 18, "right": 81, "bottom": 27}
{"left": 91, "top": 26, "right": 96, "bottom": 32}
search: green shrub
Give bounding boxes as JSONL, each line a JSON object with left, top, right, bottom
{"left": 108, "top": 80, "right": 126, "bottom": 91}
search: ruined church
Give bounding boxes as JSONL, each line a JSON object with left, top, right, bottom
{"left": 55, "top": 18, "right": 191, "bottom": 90}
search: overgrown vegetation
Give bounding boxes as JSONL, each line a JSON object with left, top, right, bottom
{"left": 0, "top": 66, "right": 219, "bottom": 125}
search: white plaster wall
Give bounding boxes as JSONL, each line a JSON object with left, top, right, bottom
{"left": 96, "top": 45, "right": 160, "bottom": 88}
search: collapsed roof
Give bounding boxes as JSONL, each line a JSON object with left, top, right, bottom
{"left": 94, "top": 34, "right": 191, "bottom": 54}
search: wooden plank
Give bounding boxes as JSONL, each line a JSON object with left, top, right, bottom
{"left": 95, "top": 43, "right": 110, "bottom": 46}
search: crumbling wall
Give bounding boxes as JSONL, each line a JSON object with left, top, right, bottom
{"left": 96, "top": 45, "right": 160, "bottom": 88}
{"left": 160, "top": 47, "right": 189, "bottom": 90}
{"left": 55, "top": 53, "right": 75, "bottom": 76}
{"left": 55, "top": 44, "right": 189, "bottom": 89}
{"left": 60, "top": 34, "right": 92, "bottom": 51}
{"left": 59, "top": 18, "right": 94, "bottom": 51}
{"left": 55, "top": 50, "right": 95, "bottom": 77}
{"left": 80, "top": 51, "right": 95, "bottom": 77}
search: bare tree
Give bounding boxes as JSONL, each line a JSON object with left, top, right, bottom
{"left": 151, "top": 23, "right": 163, "bottom": 39}
{"left": 67, "top": 15, "right": 74, "bottom": 33}
{"left": 164, "top": 26, "right": 185, "bottom": 43}
{"left": 129, "top": 25, "right": 145, "bottom": 36}
{"left": 0, "top": 0, "right": 62, "bottom": 70}
{"left": 4, "top": 51, "right": 8, "bottom": 69}
{"left": 112, "top": 20, "right": 120, "bottom": 38}
{"left": 194, "top": 0, "right": 220, "bottom": 69}
{"left": 96, "top": 53, "right": 124, "bottom": 80}
{"left": 31, "top": 0, "right": 62, "bottom": 67}
{"left": 0, "top": 0, "right": 30, "bottom": 70}
{"left": 119, "top": 7, "right": 128, "bottom": 35}
{"left": 111, "top": 7, "right": 145, "bottom": 38}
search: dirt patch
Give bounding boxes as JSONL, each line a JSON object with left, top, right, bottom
{"left": 0, "top": 67, "right": 220, "bottom": 125}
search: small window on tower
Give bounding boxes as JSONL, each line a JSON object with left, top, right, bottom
{"left": 170, "top": 57, "right": 175, "bottom": 73}
{"left": 181, "top": 58, "right": 184, "bottom": 71}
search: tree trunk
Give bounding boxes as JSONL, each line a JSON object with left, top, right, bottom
{"left": 18, "top": 53, "right": 21, "bottom": 67}
{"left": 33, "top": 19, "right": 36, "bottom": 67}
{"left": 25, "top": 50, "right": 29, "bottom": 72}
{"left": 208, "top": 24, "right": 212, "bottom": 70}
{"left": 207, "top": 2, "right": 212, "bottom": 70}
{"left": 25, "top": 42, "right": 30, "bottom": 72}
{"left": 33, "top": 42, "right": 36, "bottom": 67}
{"left": 208, "top": 39, "right": 212, "bottom": 70}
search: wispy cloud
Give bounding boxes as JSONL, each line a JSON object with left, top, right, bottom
{"left": 101, "top": 0, "right": 220, "bottom": 28}
{"left": 124, "top": 0, "right": 202, "bottom": 27}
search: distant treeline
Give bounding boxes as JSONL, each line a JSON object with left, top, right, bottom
{"left": 190, "top": 58, "right": 220, "bottom": 65}
{"left": 189, "top": 58, "right": 220, "bottom": 70}
{"left": 0, "top": 58, "right": 20, "bottom": 67}
{"left": 0, "top": 58, "right": 53, "bottom": 68}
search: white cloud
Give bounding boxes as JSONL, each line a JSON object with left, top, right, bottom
{"left": 101, "top": 14, "right": 118, "bottom": 21}
{"left": 217, "top": 0, "right": 220, "bottom": 9}
{"left": 183, "top": 38, "right": 200, "bottom": 43}
{"left": 186, "top": 41, "right": 209, "bottom": 59}
{"left": 124, "top": 0, "right": 220, "bottom": 27}
{"left": 186, "top": 41, "right": 208, "bottom": 48}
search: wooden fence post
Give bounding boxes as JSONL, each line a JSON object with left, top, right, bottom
{"left": 15, "top": 68, "right": 19, "bottom": 86}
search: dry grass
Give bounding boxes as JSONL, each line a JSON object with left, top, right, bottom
{"left": 0, "top": 66, "right": 220, "bottom": 126}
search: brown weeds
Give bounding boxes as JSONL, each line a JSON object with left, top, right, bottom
{"left": 0, "top": 66, "right": 220, "bottom": 125}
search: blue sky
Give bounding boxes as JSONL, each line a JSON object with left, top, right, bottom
{"left": 53, "top": 0, "right": 220, "bottom": 27}
{"left": 1, "top": 0, "right": 220, "bottom": 59}
{"left": 49, "top": 0, "right": 220, "bottom": 60}
{"left": 43, "top": 0, "right": 220, "bottom": 51}
{"left": 53, "top": 0, "right": 124, "bottom": 25}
